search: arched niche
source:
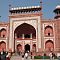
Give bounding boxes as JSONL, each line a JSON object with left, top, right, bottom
{"left": 44, "top": 25, "right": 53, "bottom": 37}
{"left": 32, "top": 44, "right": 36, "bottom": 52}
{"left": 0, "top": 28, "right": 7, "bottom": 38}
{"left": 25, "top": 44, "right": 30, "bottom": 52}
{"left": 45, "top": 40, "right": 54, "bottom": 52}
{"left": 0, "top": 41, "right": 6, "bottom": 51}
{"left": 16, "top": 44, "right": 22, "bottom": 52}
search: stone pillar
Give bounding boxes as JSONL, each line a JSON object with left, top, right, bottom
{"left": 15, "top": 33, "right": 17, "bottom": 39}
{"left": 22, "top": 34, "right": 24, "bottom": 39}
{"left": 30, "top": 41, "right": 32, "bottom": 51}
{"left": 37, "top": 16, "right": 41, "bottom": 52}
{"left": 9, "top": 20, "right": 14, "bottom": 52}
{"left": 30, "top": 33, "right": 32, "bottom": 39}
{"left": 22, "top": 41, "right": 24, "bottom": 51}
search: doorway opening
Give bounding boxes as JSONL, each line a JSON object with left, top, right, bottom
{"left": 25, "top": 44, "right": 30, "bottom": 52}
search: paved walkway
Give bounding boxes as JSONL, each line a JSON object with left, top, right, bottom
{"left": 10, "top": 55, "right": 34, "bottom": 60}
{"left": 10, "top": 55, "right": 58, "bottom": 60}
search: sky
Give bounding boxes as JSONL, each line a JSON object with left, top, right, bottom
{"left": 0, "top": 0, "right": 60, "bottom": 22}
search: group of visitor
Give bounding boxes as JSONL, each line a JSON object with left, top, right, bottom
{"left": 0, "top": 41, "right": 12, "bottom": 60}
{"left": 0, "top": 48, "right": 12, "bottom": 60}
{"left": 49, "top": 51, "right": 56, "bottom": 60}
{"left": 0, "top": 42, "right": 60, "bottom": 60}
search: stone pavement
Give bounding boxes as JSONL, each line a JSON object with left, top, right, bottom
{"left": 10, "top": 55, "right": 33, "bottom": 60}
{"left": 10, "top": 55, "right": 58, "bottom": 60}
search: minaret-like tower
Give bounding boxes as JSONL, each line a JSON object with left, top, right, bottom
{"left": 54, "top": 5, "right": 60, "bottom": 19}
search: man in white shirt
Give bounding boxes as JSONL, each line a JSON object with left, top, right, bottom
{"left": 25, "top": 52, "right": 28, "bottom": 59}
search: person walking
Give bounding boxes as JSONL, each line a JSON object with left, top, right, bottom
{"left": 25, "top": 52, "right": 28, "bottom": 59}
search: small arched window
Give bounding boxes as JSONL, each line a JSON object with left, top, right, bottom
{"left": 44, "top": 25, "right": 53, "bottom": 37}
{"left": 0, "top": 28, "right": 7, "bottom": 38}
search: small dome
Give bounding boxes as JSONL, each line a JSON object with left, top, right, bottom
{"left": 56, "top": 5, "right": 60, "bottom": 9}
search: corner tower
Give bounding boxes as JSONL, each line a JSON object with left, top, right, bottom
{"left": 54, "top": 5, "right": 60, "bottom": 19}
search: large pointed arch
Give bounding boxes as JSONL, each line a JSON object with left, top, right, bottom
{"left": 14, "top": 23, "right": 36, "bottom": 39}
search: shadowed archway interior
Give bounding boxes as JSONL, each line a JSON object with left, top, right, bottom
{"left": 14, "top": 23, "right": 36, "bottom": 51}
{"left": 14, "top": 23, "right": 36, "bottom": 39}
{"left": 25, "top": 44, "right": 30, "bottom": 52}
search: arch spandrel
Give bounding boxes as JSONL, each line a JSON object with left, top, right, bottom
{"left": 13, "top": 20, "right": 37, "bottom": 31}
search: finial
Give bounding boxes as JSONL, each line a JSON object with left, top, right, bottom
{"left": 9, "top": 4, "right": 11, "bottom": 9}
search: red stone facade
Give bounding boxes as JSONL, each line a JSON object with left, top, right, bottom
{"left": 0, "top": 6, "right": 60, "bottom": 55}
{"left": 0, "top": 19, "right": 60, "bottom": 53}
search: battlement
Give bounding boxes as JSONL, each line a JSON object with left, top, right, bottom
{"left": 9, "top": 6, "right": 41, "bottom": 14}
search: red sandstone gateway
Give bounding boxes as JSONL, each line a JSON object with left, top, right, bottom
{"left": 0, "top": 5, "right": 60, "bottom": 56}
